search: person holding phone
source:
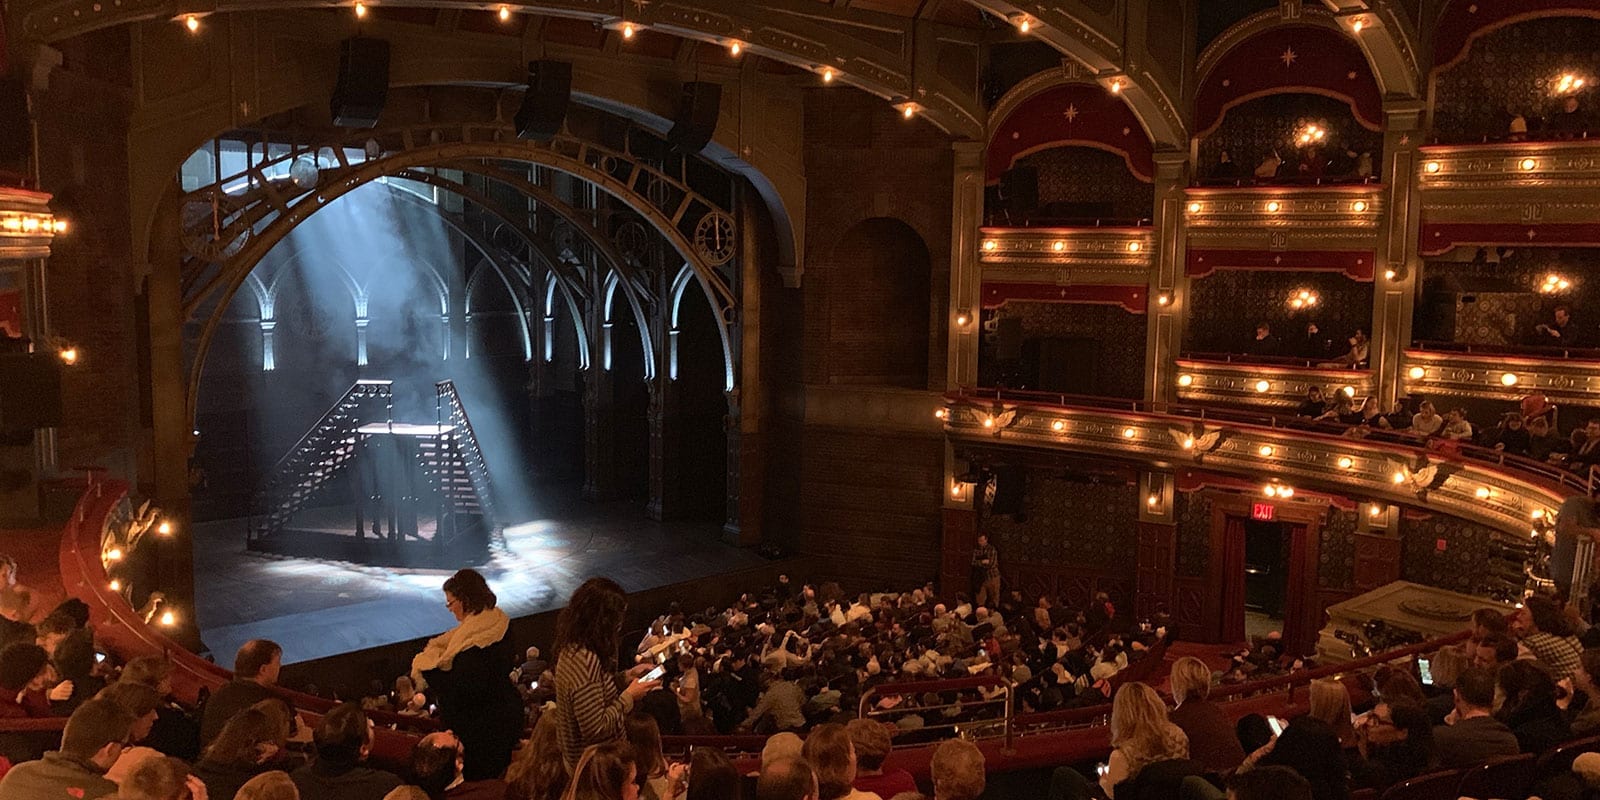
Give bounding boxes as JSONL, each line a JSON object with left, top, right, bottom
{"left": 553, "top": 577, "right": 660, "bottom": 767}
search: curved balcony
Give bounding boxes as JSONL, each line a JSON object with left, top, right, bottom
{"left": 1418, "top": 140, "right": 1600, "bottom": 252}
{"left": 942, "top": 388, "right": 1587, "bottom": 545}
{"left": 978, "top": 226, "right": 1155, "bottom": 285}
{"left": 1175, "top": 355, "right": 1373, "bottom": 409}
{"left": 1404, "top": 345, "right": 1600, "bottom": 408}
{"left": 1183, "top": 184, "right": 1384, "bottom": 259}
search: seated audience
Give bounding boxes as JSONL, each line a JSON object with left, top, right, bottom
{"left": 506, "top": 716, "right": 569, "bottom": 800}
{"left": 237, "top": 770, "right": 300, "bottom": 800}
{"left": 801, "top": 723, "right": 877, "bottom": 800}
{"left": 1248, "top": 323, "right": 1281, "bottom": 357}
{"left": 846, "top": 719, "right": 914, "bottom": 799}
{"left": 1094, "top": 682, "right": 1194, "bottom": 798}
{"left": 194, "top": 705, "right": 296, "bottom": 800}
{"left": 563, "top": 741, "right": 640, "bottom": 800}
{"left": 757, "top": 758, "right": 817, "bottom": 800}
{"left": 929, "top": 739, "right": 984, "bottom": 800}
{"left": 1304, "top": 678, "right": 1357, "bottom": 750}
{"left": 1223, "top": 766, "right": 1313, "bottom": 800}
{"left": 1166, "top": 656, "right": 1245, "bottom": 773}
{"left": 97, "top": 681, "right": 166, "bottom": 784}
{"left": 119, "top": 656, "right": 201, "bottom": 760}
{"left": 1433, "top": 666, "right": 1519, "bottom": 768}
{"left": 202, "top": 639, "right": 287, "bottom": 745}
{"left": 1422, "top": 646, "right": 1466, "bottom": 724}
{"left": 1470, "top": 633, "right": 1519, "bottom": 672}
{"left": 117, "top": 755, "right": 205, "bottom": 800}
{"left": 1439, "top": 408, "right": 1474, "bottom": 441}
{"left": 1411, "top": 401, "right": 1443, "bottom": 436}
{"left": 1495, "top": 659, "right": 1572, "bottom": 753}
{"left": 0, "top": 641, "right": 55, "bottom": 717}
{"left": 1351, "top": 701, "right": 1434, "bottom": 790}
{"left": 685, "top": 748, "right": 739, "bottom": 800}
{"left": 625, "top": 712, "right": 684, "bottom": 800}
{"left": 1295, "top": 387, "right": 1327, "bottom": 418}
{"left": 412, "top": 729, "right": 511, "bottom": 800}
{"left": 1571, "top": 649, "right": 1600, "bottom": 736}
{"left": 0, "top": 697, "right": 134, "bottom": 799}
{"left": 1491, "top": 412, "right": 1532, "bottom": 456}
{"left": 289, "top": 703, "right": 403, "bottom": 800}
{"left": 1533, "top": 305, "right": 1581, "bottom": 346}
{"left": 1519, "top": 594, "right": 1584, "bottom": 679}
{"left": 1531, "top": 416, "right": 1567, "bottom": 462}
{"left": 1254, "top": 715, "right": 1350, "bottom": 800}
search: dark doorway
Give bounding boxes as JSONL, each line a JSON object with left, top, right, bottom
{"left": 1243, "top": 520, "right": 1290, "bottom": 641}
{"left": 1026, "top": 337, "right": 1101, "bottom": 395}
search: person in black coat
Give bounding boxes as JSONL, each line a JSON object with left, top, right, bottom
{"left": 1496, "top": 659, "right": 1572, "bottom": 754}
{"left": 412, "top": 569, "right": 524, "bottom": 781}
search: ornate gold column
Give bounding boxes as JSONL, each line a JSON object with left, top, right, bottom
{"left": 1145, "top": 151, "right": 1190, "bottom": 404}
{"left": 940, "top": 141, "right": 984, "bottom": 589}
{"left": 1371, "top": 100, "right": 1425, "bottom": 405}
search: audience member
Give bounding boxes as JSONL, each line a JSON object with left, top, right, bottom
{"left": 1295, "top": 387, "right": 1327, "bottom": 418}
{"left": 1248, "top": 323, "right": 1281, "bottom": 357}
{"left": 1471, "top": 633, "right": 1519, "bottom": 671}
{"left": 1491, "top": 413, "right": 1532, "bottom": 456}
{"left": 1534, "top": 305, "right": 1581, "bottom": 345}
{"left": 1519, "top": 594, "right": 1584, "bottom": 679}
{"left": 120, "top": 656, "right": 201, "bottom": 760}
{"left": 1305, "top": 678, "right": 1356, "bottom": 749}
{"left": 507, "top": 716, "right": 569, "bottom": 800}
{"left": 98, "top": 681, "right": 166, "bottom": 784}
{"left": 289, "top": 703, "right": 402, "bottom": 800}
{"left": 1351, "top": 701, "right": 1434, "bottom": 790}
{"left": 756, "top": 758, "right": 817, "bottom": 800}
{"left": 1571, "top": 650, "right": 1600, "bottom": 736}
{"left": 562, "top": 742, "right": 639, "bottom": 800}
{"left": 1412, "top": 401, "right": 1444, "bottom": 437}
{"left": 1433, "top": 666, "right": 1519, "bottom": 768}
{"left": 237, "top": 770, "right": 300, "bottom": 800}
{"left": 553, "top": 578, "right": 659, "bottom": 767}
{"left": 846, "top": 719, "right": 914, "bottom": 799}
{"left": 201, "top": 639, "right": 287, "bottom": 745}
{"left": 1093, "top": 682, "right": 1192, "bottom": 798}
{"left": 0, "top": 640, "right": 54, "bottom": 717}
{"left": 1166, "top": 656, "right": 1245, "bottom": 773}
{"left": 801, "top": 723, "right": 877, "bottom": 800}
{"left": 412, "top": 569, "right": 524, "bottom": 781}
{"left": 1254, "top": 715, "right": 1349, "bottom": 800}
{"left": 1495, "top": 659, "right": 1573, "bottom": 753}
{"left": 117, "top": 755, "right": 204, "bottom": 800}
{"left": 411, "top": 729, "right": 511, "bottom": 800}
{"left": 685, "top": 747, "right": 740, "bottom": 800}
{"left": 194, "top": 705, "right": 295, "bottom": 800}
{"left": 929, "top": 739, "right": 984, "bottom": 800}
{"left": 625, "top": 712, "right": 684, "bottom": 800}
{"left": 1223, "top": 766, "right": 1312, "bottom": 800}
{"left": 1439, "top": 408, "right": 1474, "bottom": 441}
{"left": 0, "top": 697, "right": 133, "bottom": 799}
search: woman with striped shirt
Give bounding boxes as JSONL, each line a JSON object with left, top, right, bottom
{"left": 553, "top": 577, "right": 661, "bottom": 767}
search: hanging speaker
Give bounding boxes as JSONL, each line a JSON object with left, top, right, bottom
{"left": 514, "top": 60, "right": 573, "bottom": 141}
{"left": 330, "top": 37, "right": 390, "bottom": 129}
{"left": 667, "top": 82, "right": 721, "bottom": 154}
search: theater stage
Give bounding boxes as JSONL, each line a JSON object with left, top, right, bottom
{"left": 192, "top": 491, "right": 766, "bottom": 665}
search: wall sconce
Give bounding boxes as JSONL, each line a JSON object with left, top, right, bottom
{"left": 1475, "top": 487, "right": 1492, "bottom": 499}
{"left": 895, "top": 101, "right": 918, "bottom": 119}
{"left": 955, "top": 312, "right": 972, "bottom": 328}
{"left": 951, "top": 471, "right": 980, "bottom": 503}
{"left": 1010, "top": 13, "right": 1032, "bottom": 33}
{"left": 1295, "top": 124, "right": 1327, "bottom": 146}
{"left": 1122, "top": 427, "right": 1137, "bottom": 439}
{"left": 1051, "top": 420, "right": 1066, "bottom": 432}
{"left": 1352, "top": 201, "right": 1368, "bottom": 212}
{"left": 1187, "top": 202, "right": 1202, "bottom": 213}
{"left": 1262, "top": 483, "right": 1294, "bottom": 498}
{"left": 1266, "top": 201, "right": 1282, "bottom": 212}
{"left": 982, "top": 240, "right": 997, "bottom": 252}
{"left": 1258, "top": 445, "right": 1275, "bottom": 457}
{"left": 1368, "top": 503, "right": 1384, "bottom": 518}
{"left": 1155, "top": 292, "right": 1172, "bottom": 306}
{"left": 934, "top": 408, "right": 949, "bottom": 421}
{"left": 1540, "top": 274, "right": 1572, "bottom": 294}
{"left": 1289, "top": 289, "right": 1319, "bottom": 309}
{"left": 1556, "top": 73, "right": 1587, "bottom": 95}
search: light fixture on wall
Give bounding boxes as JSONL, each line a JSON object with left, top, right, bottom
{"left": 1475, "top": 487, "right": 1492, "bottom": 499}
{"left": 820, "top": 67, "right": 836, "bottom": 84}
{"left": 934, "top": 408, "right": 948, "bottom": 421}
{"left": 1352, "top": 200, "right": 1368, "bottom": 212}
{"left": 181, "top": 13, "right": 203, "bottom": 32}
{"left": 1540, "top": 273, "right": 1572, "bottom": 294}
{"left": 897, "top": 101, "right": 919, "bottom": 120}
{"left": 1262, "top": 483, "right": 1294, "bottom": 498}
{"left": 1258, "top": 445, "right": 1275, "bottom": 457}
{"left": 1051, "top": 420, "right": 1066, "bottom": 432}
{"left": 1010, "top": 14, "right": 1033, "bottom": 33}
{"left": 1337, "top": 456, "right": 1354, "bottom": 469}
{"left": 1187, "top": 202, "right": 1202, "bottom": 213}
{"left": 1556, "top": 73, "right": 1588, "bottom": 95}
{"left": 1408, "top": 366, "right": 1426, "bottom": 380}
{"left": 1177, "top": 374, "right": 1193, "bottom": 387}
{"left": 1295, "top": 123, "right": 1327, "bottom": 146}
{"left": 1155, "top": 292, "right": 1172, "bottom": 306}
{"left": 620, "top": 22, "right": 637, "bottom": 39}
{"left": 1425, "top": 161, "right": 1441, "bottom": 174}
{"left": 1254, "top": 379, "right": 1271, "bottom": 393}
{"left": 1368, "top": 503, "right": 1384, "bottom": 518}
{"left": 1288, "top": 289, "right": 1318, "bottom": 309}
{"left": 1122, "top": 427, "right": 1137, "bottom": 439}
{"left": 1501, "top": 373, "right": 1520, "bottom": 387}
{"left": 1266, "top": 200, "right": 1282, "bottom": 212}
{"left": 982, "top": 239, "right": 997, "bottom": 252}
{"left": 728, "top": 40, "right": 743, "bottom": 57}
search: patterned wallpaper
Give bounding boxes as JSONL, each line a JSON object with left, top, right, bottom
{"left": 1318, "top": 508, "right": 1358, "bottom": 591}
{"left": 1400, "top": 514, "right": 1500, "bottom": 596}
{"left": 1433, "top": 16, "right": 1600, "bottom": 144}
{"left": 983, "top": 301, "right": 1148, "bottom": 399}
{"left": 1198, "top": 93, "right": 1383, "bottom": 183}
{"left": 1176, "top": 490, "right": 1212, "bottom": 579}
{"left": 984, "top": 478, "right": 1137, "bottom": 573}
{"left": 1419, "top": 247, "right": 1600, "bottom": 345}
{"left": 1012, "top": 145, "right": 1155, "bottom": 221}
{"left": 1185, "top": 270, "right": 1374, "bottom": 356}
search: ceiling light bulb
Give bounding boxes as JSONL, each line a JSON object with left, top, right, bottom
{"left": 1337, "top": 457, "right": 1354, "bottom": 469}
{"left": 499, "top": 5, "right": 512, "bottom": 21}
{"left": 1110, "top": 80, "right": 1122, "bottom": 94}
{"left": 729, "top": 41, "right": 742, "bottom": 57}
{"left": 1127, "top": 241, "right": 1141, "bottom": 253}
{"left": 1341, "top": 385, "right": 1355, "bottom": 397}
{"left": 621, "top": 22, "right": 636, "bottom": 39}
{"left": 52, "top": 220, "right": 67, "bottom": 233}
{"left": 1018, "top": 18, "right": 1032, "bottom": 33}
{"left": 184, "top": 14, "right": 200, "bottom": 32}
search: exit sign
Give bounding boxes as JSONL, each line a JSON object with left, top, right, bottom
{"left": 1251, "top": 503, "right": 1276, "bottom": 521}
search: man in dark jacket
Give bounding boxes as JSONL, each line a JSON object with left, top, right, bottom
{"left": 1434, "top": 667, "right": 1520, "bottom": 767}
{"left": 290, "top": 703, "right": 402, "bottom": 800}
{"left": 0, "top": 698, "right": 132, "bottom": 799}
{"left": 201, "top": 639, "right": 288, "bottom": 744}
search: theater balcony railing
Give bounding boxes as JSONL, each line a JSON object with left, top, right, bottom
{"left": 978, "top": 225, "right": 1156, "bottom": 287}
{"left": 1183, "top": 183, "right": 1385, "bottom": 261}
{"left": 943, "top": 387, "right": 1589, "bottom": 542}
{"left": 1174, "top": 354, "right": 1374, "bottom": 410}
{"left": 1417, "top": 139, "right": 1600, "bottom": 251}
{"left": 1405, "top": 343, "right": 1600, "bottom": 407}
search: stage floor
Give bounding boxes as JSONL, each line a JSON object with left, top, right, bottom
{"left": 192, "top": 492, "right": 766, "bottom": 665}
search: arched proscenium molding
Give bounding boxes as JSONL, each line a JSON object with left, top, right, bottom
{"left": 13, "top": 0, "right": 983, "bottom": 140}
{"left": 1197, "top": 6, "right": 1419, "bottom": 104}
{"left": 943, "top": 397, "right": 1576, "bottom": 545}
{"left": 959, "top": 0, "right": 1186, "bottom": 148}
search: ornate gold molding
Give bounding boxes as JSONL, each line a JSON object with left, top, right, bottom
{"left": 1418, "top": 141, "right": 1600, "bottom": 192}
{"left": 978, "top": 227, "right": 1154, "bottom": 275}
{"left": 1403, "top": 349, "right": 1600, "bottom": 408}
{"left": 1173, "top": 358, "right": 1374, "bottom": 409}
{"left": 0, "top": 188, "right": 63, "bottom": 261}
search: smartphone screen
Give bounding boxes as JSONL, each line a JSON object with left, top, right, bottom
{"left": 1095, "top": 762, "right": 1109, "bottom": 778}
{"left": 1267, "top": 716, "right": 1285, "bottom": 736}
{"left": 641, "top": 665, "right": 667, "bottom": 683}
{"left": 1418, "top": 658, "right": 1434, "bottom": 686}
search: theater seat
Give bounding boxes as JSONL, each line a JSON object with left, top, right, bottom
{"left": 1536, "top": 734, "right": 1600, "bottom": 779}
{"left": 1455, "top": 753, "right": 1536, "bottom": 800}
{"left": 1379, "top": 769, "right": 1464, "bottom": 800}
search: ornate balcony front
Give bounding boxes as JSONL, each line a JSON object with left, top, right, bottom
{"left": 0, "top": 187, "right": 64, "bottom": 260}
{"left": 1403, "top": 347, "right": 1600, "bottom": 407}
{"left": 942, "top": 389, "right": 1582, "bottom": 547}
{"left": 978, "top": 226, "right": 1155, "bottom": 284}
{"left": 1183, "top": 185, "right": 1385, "bottom": 269}
{"left": 1418, "top": 140, "right": 1600, "bottom": 252}
{"left": 1173, "top": 357, "right": 1374, "bottom": 410}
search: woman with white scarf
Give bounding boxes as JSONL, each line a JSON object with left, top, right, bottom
{"left": 411, "top": 569, "right": 522, "bottom": 781}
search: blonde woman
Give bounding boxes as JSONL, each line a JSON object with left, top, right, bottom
{"left": 1099, "top": 682, "right": 1190, "bottom": 798}
{"left": 562, "top": 742, "right": 640, "bottom": 800}
{"left": 237, "top": 770, "right": 300, "bottom": 800}
{"left": 1305, "top": 678, "right": 1356, "bottom": 748}
{"left": 1167, "top": 657, "right": 1245, "bottom": 772}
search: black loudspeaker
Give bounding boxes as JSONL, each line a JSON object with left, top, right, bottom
{"left": 0, "top": 353, "right": 62, "bottom": 430}
{"left": 330, "top": 37, "right": 390, "bottom": 129}
{"left": 514, "top": 60, "right": 572, "bottom": 141}
{"left": 990, "top": 466, "right": 1026, "bottom": 516}
{"left": 0, "top": 78, "right": 31, "bottom": 168}
{"left": 667, "top": 82, "right": 721, "bottom": 154}
{"left": 1000, "top": 166, "right": 1039, "bottom": 216}
{"left": 996, "top": 317, "right": 1023, "bottom": 361}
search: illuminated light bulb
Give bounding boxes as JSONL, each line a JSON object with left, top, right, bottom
{"left": 1533, "top": 508, "right": 1547, "bottom": 520}
{"left": 1156, "top": 293, "right": 1172, "bottom": 306}
{"left": 1392, "top": 472, "right": 1406, "bottom": 484}
{"left": 1352, "top": 201, "right": 1368, "bottom": 212}
{"left": 1352, "top": 18, "right": 1365, "bottom": 33}
{"left": 354, "top": 1, "right": 367, "bottom": 19}
{"left": 821, "top": 67, "right": 835, "bottom": 84}
{"left": 1187, "top": 202, "right": 1201, "bottom": 213}
{"left": 57, "top": 347, "right": 78, "bottom": 365}
{"left": 1, "top": 217, "right": 20, "bottom": 230}
{"left": 20, "top": 217, "right": 38, "bottom": 232}
{"left": 1052, "top": 240, "right": 1065, "bottom": 252}
{"left": 1254, "top": 379, "right": 1270, "bottom": 393}
{"left": 982, "top": 240, "right": 996, "bottom": 252}
{"left": 184, "top": 14, "right": 200, "bottom": 32}
{"left": 52, "top": 220, "right": 67, "bottom": 233}
{"left": 1122, "top": 427, "right": 1137, "bottom": 439}
{"left": 160, "top": 610, "right": 176, "bottom": 627}
{"left": 728, "top": 41, "right": 743, "bottom": 57}
{"left": 1051, "top": 420, "right": 1066, "bottom": 432}
{"left": 621, "top": 22, "right": 636, "bottom": 39}
{"left": 1177, "top": 374, "right": 1193, "bottom": 387}
{"left": 955, "top": 313, "right": 971, "bottom": 327}
{"left": 1501, "top": 373, "right": 1520, "bottom": 387}
{"left": 1408, "top": 366, "right": 1425, "bottom": 380}
{"left": 1475, "top": 487, "right": 1491, "bottom": 499}
{"left": 934, "top": 409, "right": 947, "bottom": 420}
{"left": 901, "top": 103, "right": 917, "bottom": 119}
{"left": 1369, "top": 504, "right": 1383, "bottom": 518}
{"left": 107, "top": 548, "right": 124, "bottom": 561}
{"left": 1258, "top": 445, "right": 1275, "bottom": 457}
{"left": 1341, "top": 385, "right": 1355, "bottom": 397}
{"left": 157, "top": 521, "right": 172, "bottom": 536}
{"left": 1279, "top": 487, "right": 1294, "bottom": 498}
{"left": 1182, "top": 437, "right": 1195, "bottom": 450}
{"left": 1266, "top": 201, "right": 1281, "bottom": 212}
{"left": 1146, "top": 494, "right": 1159, "bottom": 507}
{"left": 108, "top": 579, "right": 121, "bottom": 592}
{"left": 1110, "top": 80, "right": 1122, "bottom": 94}
{"left": 1337, "top": 456, "right": 1354, "bottom": 469}
{"left": 1521, "top": 158, "right": 1537, "bottom": 171}
{"left": 982, "top": 417, "right": 995, "bottom": 429}
{"left": 1127, "top": 241, "right": 1141, "bottom": 253}
{"left": 498, "top": 5, "right": 511, "bottom": 21}
{"left": 1017, "top": 17, "right": 1032, "bottom": 33}
{"left": 1263, "top": 485, "right": 1276, "bottom": 498}
{"left": 951, "top": 485, "right": 962, "bottom": 498}
{"left": 1425, "top": 161, "right": 1441, "bottom": 174}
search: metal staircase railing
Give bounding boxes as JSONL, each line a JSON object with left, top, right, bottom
{"left": 434, "top": 380, "right": 499, "bottom": 535}
{"left": 251, "top": 380, "right": 393, "bottom": 544}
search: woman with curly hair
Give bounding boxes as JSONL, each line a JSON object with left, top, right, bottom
{"left": 552, "top": 578, "right": 660, "bottom": 767}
